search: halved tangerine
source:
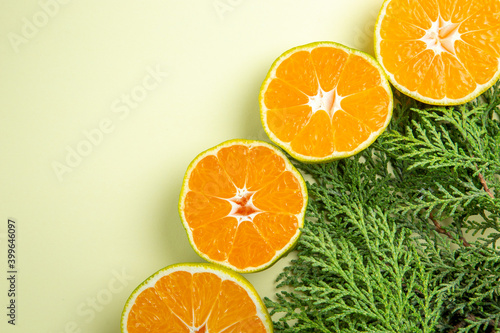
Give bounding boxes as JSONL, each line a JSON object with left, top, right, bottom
{"left": 259, "top": 41, "right": 393, "bottom": 162}
{"left": 121, "top": 263, "right": 273, "bottom": 332}
{"left": 374, "top": 0, "right": 500, "bottom": 105}
{"left": 178, "top": 139, "right": 307, "bottom": 273}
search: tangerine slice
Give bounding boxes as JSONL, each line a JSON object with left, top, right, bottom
{"left": 259, "top": 42, "right": 393, "bottom": 162}
{"left": 375, "top": 0, "right": 500, "bottom": 105}
{"left": 121, "top": 263, "right": 273, "bottom": 333}
{"left": 178, "top": 139, "right": 307, "bottom": 273}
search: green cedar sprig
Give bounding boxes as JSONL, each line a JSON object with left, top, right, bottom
{"left": 265, "top": 83, "right": 500, "bottom": 332}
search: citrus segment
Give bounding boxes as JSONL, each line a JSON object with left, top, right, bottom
{"left": 154, "top": 271, "right": 193, "bottom": 324}
{"left": 310, "top": 47, "right": 348, "bottom": 91}
{"left": 375, "top": 0, "right": 500, "bottom": 105}
{"left": 252, "top": 171, "right": 306, "bottom": 214}
{"left": 385, "top": 0, "right": 431, "bottom": 29}
{"left": 461, "top": 26, "right": 500, "bottom": 58}
{"left": 191, "top": 217, "right": 237, "bottom": 262}
{"left": 460, "top": 1, "right": 500, "bottom": 32}
{"left": 206, "top": 279, "right": 260, "bottom": 331}
{"left": 188, "top": 155, "right": 236, "bottom": 198}
{"left": 331, "top": 111, "right": 372, "bottom": 152}
{"left": 121, "top": 263, "right": 273, "bottom": 333}
{"left": 276, "top": 50, "right": 319, "bottom": 96}
{"left": 253, "top": 213, "right": 299, "bottom": 251}
{"left": 290, "top": 110, "right": 334, "bottom": 158}
{"left": 455, "top": 41, "right": 499, "bottom": 84}
{"left": 184, "top": 192, "right": 232, "bottom": 228}
{"left": 192, "top": 272, "right": 222, "bottom": 327}
{"left": 417, "top": 0, "right": 439, "bottom": 22}
{"left": 246, "top": 145, "right": 286, "bottom": 191}
{"left": 437, "top": 0, "right": 456, "bottom": 21}
{"left": 393, "top": 49, "right": 435, "bottom": 92}
{"left": 266, "top": 105, "right": 311, "bottom": 142}
{"left": 379, "top": 40, "right": 427, "bottom": 74}
{"left": 337, "top": 54, "right": 383, "bottom": 95}
{"left": 341, "top": 86, "right": 392, "bottom": 131}
{"left": 217, "top": 145, "right": 249, "bottom": 189}
{"left": 179, "top": 140, "right": 307, "bottom": 273}
{"left": 221, "top": 316, "right": 268, "bottom": 333}
{"left": 227, "top": 221, "right": 275, "bottom": 270}
{"left": 418, "top": 55, "right": 446, "bottom": 100}
{"left": 260, "top": 42, "right": 393, "bottom": 162}
{"left": 127, "top": 287, "right": 188, "bottom": 332}
{"left": 264, "top": 79, "right": 308, "bottom": 109}
{"left": 451, "top": 1, "right": 485, "bottom": 22}
{"left": 379, "top": 15, "right": 426, "bottom": 40}
{"left": 441, "top": 52, "right": 476, "bottom": 99}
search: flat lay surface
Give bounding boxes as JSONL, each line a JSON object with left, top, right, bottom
{"left": 0, "top": 0, "right": 385, "bottom": 332}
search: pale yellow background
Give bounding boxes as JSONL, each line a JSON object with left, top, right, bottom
{"left": 0, "top": 0, "right": 384, "bottom": 332}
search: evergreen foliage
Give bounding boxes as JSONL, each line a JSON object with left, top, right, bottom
{"left": 265, "top": 83, "right": 500, "bottom": 332}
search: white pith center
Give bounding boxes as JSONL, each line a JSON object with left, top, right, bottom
{"left": 227, "top": 187, "right": 261, "bottom": 225}
{"left": 307, "top": 88, "right": 343, "bottom": 118}
{"left": 420, "top": 16, "right": 461, "bottom": 55}
{"left": 189, "top": 325, "right": 206, "bottom": 333}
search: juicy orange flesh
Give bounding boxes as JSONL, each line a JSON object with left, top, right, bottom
{"left": 378, "top": 0, "right": 500, "bottom": 100}
{"left": 264, "top": 46, "right": 390, "bottom": 157}
{"left": 127, "top": 270, "right": 267, "bottom": 333}
{"left": 184, "top": 144, "right": 303, "bottom": 270}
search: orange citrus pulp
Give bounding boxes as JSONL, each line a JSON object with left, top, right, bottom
{"left": 178, "top": 140, "right": 307, "bottom": 273}
{"left": 375, "top": 0, "right": 500, "bottom": 105}
{"left": 260, "top": 41, "right": 393, "bottom": 162}
{"left": 121, "top": 263, "right": 273, "bottom": 333}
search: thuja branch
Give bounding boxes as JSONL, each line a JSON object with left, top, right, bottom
{"left": 449, "top": 314, "right": 498, "bottom": 333}
{"left": 429, "top": 213, "right": 471, "bottom": 247}
{"left": 477, "top": 170, "right": 495, "bottom": 199}
{"left": 268, "top": 83, "right": 500, "bottom": 333}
